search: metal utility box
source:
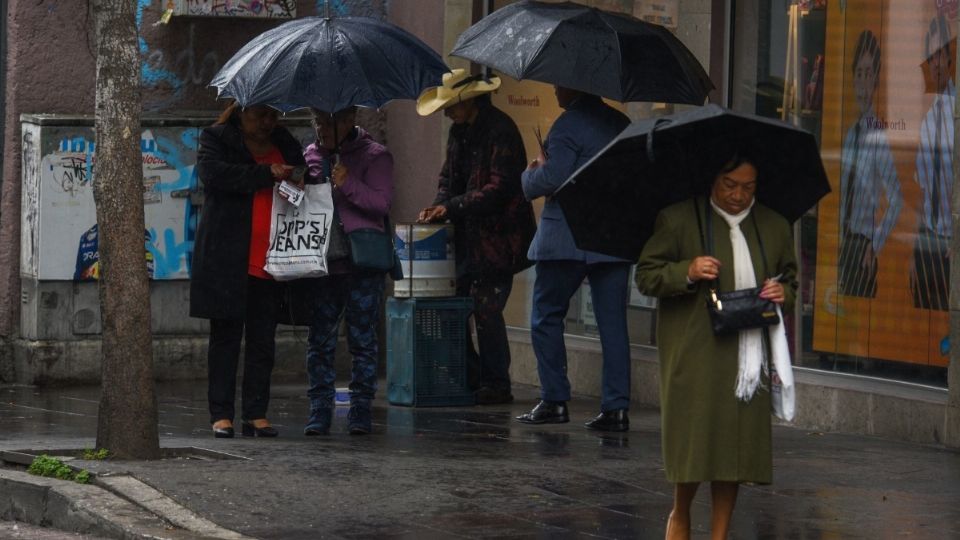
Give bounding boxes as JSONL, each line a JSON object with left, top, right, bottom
{"left": 19, "top": 113, "right": 314, "bottom": 341}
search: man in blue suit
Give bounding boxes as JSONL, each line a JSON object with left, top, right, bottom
{"left": 516, "top": 86, "right": 632, "bottom": 432}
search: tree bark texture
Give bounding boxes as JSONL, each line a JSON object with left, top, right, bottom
{"left": 92, "top": 0, "right": 160, "bottom": 459}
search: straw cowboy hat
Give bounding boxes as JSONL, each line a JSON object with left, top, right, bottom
{"left": 416, "top": 68, "right": 501, "bottom": 116}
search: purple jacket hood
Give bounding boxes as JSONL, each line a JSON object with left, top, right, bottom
{"left": 304, "top": 127, "right": 394, "bottom": 233}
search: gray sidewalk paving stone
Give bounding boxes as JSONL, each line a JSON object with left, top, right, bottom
{"left": 1, "top": 381, "right": 958, "bottom": 539}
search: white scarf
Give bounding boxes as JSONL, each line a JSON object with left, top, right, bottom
{"left": 710, "top": 199, "right": 795, "bottom": 420}
{"left": 710, "top": 200, "right": 764, "bottom": 401}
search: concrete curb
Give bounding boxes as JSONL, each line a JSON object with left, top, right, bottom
{"left": 98, "top": 475, "right": 251, "bottom": 539}
{"left": 0, "top": 469, "right": 253, "bottom": 539}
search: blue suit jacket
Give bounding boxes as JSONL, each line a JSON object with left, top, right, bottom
{"left": 522, "top": 95, "right": 630, "bottom": 263}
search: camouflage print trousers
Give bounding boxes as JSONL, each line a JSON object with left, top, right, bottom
{"left": 305, "top": 272, "right": 385, "bottom": 411}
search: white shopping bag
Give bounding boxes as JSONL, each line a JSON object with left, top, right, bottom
{"left": 768, "top": 305, "right": 795, "bottom": 421}
{"left": 264, "top": 183, "right": 334, "bottom": 280}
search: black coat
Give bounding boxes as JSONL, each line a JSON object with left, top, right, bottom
{"left": 189, "top": 120, "right": 306, "bottom": 320}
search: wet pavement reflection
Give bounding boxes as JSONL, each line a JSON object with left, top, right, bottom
{"left": 2, "top": 381, "right": 959, "bottom": 539}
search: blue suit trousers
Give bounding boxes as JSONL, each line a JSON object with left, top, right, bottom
{"left": 530, "top": 260, "right": 631, "bottom": 411}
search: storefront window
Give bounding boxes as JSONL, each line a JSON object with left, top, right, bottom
{"left": 732, "top": 0, "right": 953, "bottom": 387}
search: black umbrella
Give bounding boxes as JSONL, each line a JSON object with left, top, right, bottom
{"left": 554, "top": 104, "right": 831, "bottom": 260}
{"left": 449, "top": 0, "right": 712, "bottom": 104}
{"left": 210, "top": 16, "right": 449, "bottom": 112}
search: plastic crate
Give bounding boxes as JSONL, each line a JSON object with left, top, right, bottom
{"left": 386, "top": 297, "right": 475, "bottom": 407}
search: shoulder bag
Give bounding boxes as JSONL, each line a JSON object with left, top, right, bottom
{"left": 694, "top": 198, "right": 780, "bottom": 335}
{"left": 347, "top": 216, "right": 402, "bottom": 277}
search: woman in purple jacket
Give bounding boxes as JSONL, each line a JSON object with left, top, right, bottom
{"left": 302, "top": 107, "right": 394, "bottom": 436}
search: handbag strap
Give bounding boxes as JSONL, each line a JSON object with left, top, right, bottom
{"left": 695, "top": 196, "right": 770, "bottom": 292}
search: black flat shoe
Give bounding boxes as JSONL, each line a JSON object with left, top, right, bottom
{"left": 241, "top": 421, "right": 279, "bottom": 438}
{"left": 584, "top": 409, "right": 629, "bottom": 432}
{"left": 213, "top": 426, "right": 234, "bottom": 439}
{"left": 515, "top": 400, "right": 569, "bottom": 424}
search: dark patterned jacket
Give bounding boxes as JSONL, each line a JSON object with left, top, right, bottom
{"left": 433, "top": 101, "right": 536, "bottom": 278}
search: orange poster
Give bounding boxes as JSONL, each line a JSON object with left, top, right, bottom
{"left": 813, "top": 0, "right": 954, "bottom": 367}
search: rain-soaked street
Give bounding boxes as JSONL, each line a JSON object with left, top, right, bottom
{"left": 1, "top": 381, "right": 958, "bottom": 539}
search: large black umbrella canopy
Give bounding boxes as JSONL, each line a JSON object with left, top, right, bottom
{"left": 210, "top": 16, "right": 449, "bottom": 112}
{"left": 555, "top": 104, "right": 831, "bottom": 260}
{"left": 449, "top": 0, "right": 712, "bottom": 104}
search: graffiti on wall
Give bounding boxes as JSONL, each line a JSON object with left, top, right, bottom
{"left": 20, "top": 128, "right": 41, "bottom": 278}
{"left": 181, "top": 0, "right": 297, "bottom": 18}
{"left": 315, "top": 0, "right": 349, "bottom": 15}
{"left": 137, "top": 1, "right": 222, "bottom": 109}
{"left": 314, "top": 0, "right": 386, "bottom": 18}
{"left": 22, "top": 124, "right": 200, "bottom": 281}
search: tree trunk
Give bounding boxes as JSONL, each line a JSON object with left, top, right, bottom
{"left": 92, "top": 0, "right": 160, "bottom": 460}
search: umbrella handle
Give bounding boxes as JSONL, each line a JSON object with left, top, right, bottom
{"left": 646, "top": 118, "right": 674, "bottom": 163}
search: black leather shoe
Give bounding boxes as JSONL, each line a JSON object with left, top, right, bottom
{"left": 515, "top": 400, "right": 569, "bottom": 424}
{"left": 584, "top": 409, "right": 629, "bottom": 432}
{"left": 241, "top": 420, "right": 279, "bottom": 438}
{"left": 212, "top": 423, "right": 234, "bottom": 439}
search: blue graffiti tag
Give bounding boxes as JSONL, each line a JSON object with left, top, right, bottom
{"left": 137, "top": 0, "right": 185, "bottom": 97}
{"left": 144, "top": 130, "right": 199, "bottom": 277}
{"left": 316, "top": 0, "right": 350, "bottom": 15}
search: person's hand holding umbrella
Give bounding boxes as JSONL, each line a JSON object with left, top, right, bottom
{"left": 331, "top": 162, "right": 349, "bottom": 190}
{"left": 527, "top": 147, "right": 547, "bottom": 171}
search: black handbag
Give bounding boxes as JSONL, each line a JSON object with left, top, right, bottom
{"left": 695, "top": 198, "right": 780, "bottom": 335}
{"left": 348, "top": 217, "right": 398, "bottom": 272}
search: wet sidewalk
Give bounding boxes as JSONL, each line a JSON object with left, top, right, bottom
{"left": 1, "top": 380, "right": 958, "bottom": 539}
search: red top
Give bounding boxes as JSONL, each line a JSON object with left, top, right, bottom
{"left": 248, "top": 147, "right": 286, "bottom": 279}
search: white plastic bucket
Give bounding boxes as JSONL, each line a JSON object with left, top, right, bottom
{"left": 393, "top": 223, "right": 456, "bottom": 297}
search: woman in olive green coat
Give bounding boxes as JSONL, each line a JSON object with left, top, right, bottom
{"left": 635, "top": 156, "right": 797, "bottom": 540}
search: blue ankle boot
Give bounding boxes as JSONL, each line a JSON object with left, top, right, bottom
{"left": 304, "top": 408, "right": 332, "bottom": 436}
{"left": 347, "top": 406, "right": 372, "bottom": 435}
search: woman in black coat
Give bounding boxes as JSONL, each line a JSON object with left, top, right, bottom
{"left": 190, "top": 102, "right": 306, "bottom": 438}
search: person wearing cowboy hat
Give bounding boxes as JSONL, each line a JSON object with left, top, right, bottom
{"left": 416, "top": 68, "right": 536, "bottom": 405}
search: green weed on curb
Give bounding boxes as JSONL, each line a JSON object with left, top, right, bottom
{"left": 27, "top": 455, "right": 92, "bottom": 484}
{"left": 82, "top": 448, "right": 110, "bottom": 461}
